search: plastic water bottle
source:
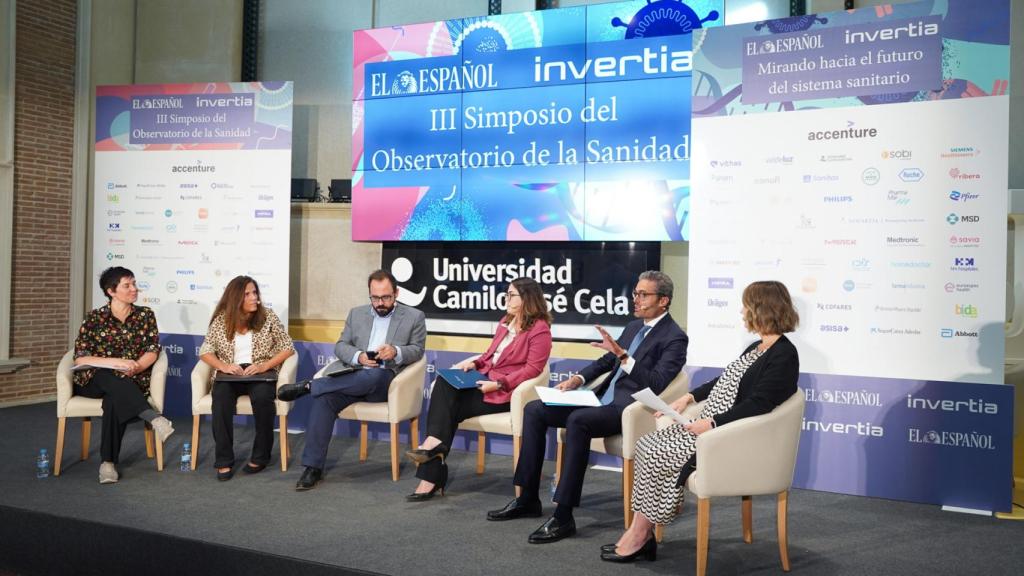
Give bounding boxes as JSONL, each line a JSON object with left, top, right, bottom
{"left": 180, "top": 442, "right": 191, "bottom": 471}
{"left": 36, "top": 449, "right": 49, "bottom": 478}
{"left": 549, "top": 473, "right": 558, "bottom": 498}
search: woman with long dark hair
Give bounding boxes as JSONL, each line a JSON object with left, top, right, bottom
{"left": 404, "top": 277, "right": 553, "bottom": 500}
{"left": 199, "top": 276, "right": 295, "bottom": 480}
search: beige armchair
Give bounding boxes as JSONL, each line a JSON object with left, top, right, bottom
{"left": 555, "top": 369, "right": 691, "bottom": 528}
{"left": 657, "top": 389, "right": 805, "bottom": 576}
{"left": 54, "top": 349, "right": 169, "bottom": 475}
{"left": 457, "top": 365, "right": 550, "bottom": 475}
{"left": 313, "top": 356, "right": 427, "bottom": 481}
{"left": 190, "top": 352, "right": 299, "bottom": 471}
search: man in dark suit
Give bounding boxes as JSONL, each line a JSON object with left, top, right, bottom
{"left": 487, "top": 270, "right": 688, "bottom": 543}
{"left": 277, "top": 269, "right": 426, "bottom": 491}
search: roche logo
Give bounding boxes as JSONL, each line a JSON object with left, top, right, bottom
{"left": 898, "top": 168, "right": 923, "bottom": 182}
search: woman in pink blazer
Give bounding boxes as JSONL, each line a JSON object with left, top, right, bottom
{"left": 405, "top": 277, "right": 553, "bottom": 501}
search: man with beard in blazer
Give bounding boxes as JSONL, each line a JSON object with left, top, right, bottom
{"left": 487, "top": 270, "right": 688, "bottom": 544}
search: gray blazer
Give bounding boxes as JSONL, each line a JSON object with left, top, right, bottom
{"left": 324, "top": 303, "right": 427, "bottom": 375}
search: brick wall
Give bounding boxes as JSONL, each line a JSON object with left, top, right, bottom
{"left": 0, "top": 0, "right": 77, "bottom": 404}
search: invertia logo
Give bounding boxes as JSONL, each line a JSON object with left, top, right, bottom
{"left": 803, "top": 419, "right": 884, "bottom": 437}
{"left": 843, "top": 20, "right": 939, "bottom": 44}
{"left": 949, "top": 168, "right": 981, "bottom": 180}
{"left": 906, "top": 394, "right": 997, "bottom": 414}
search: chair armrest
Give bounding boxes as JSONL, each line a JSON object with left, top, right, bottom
{"left": 655, "top": 400, "right": 705, "bottom": 431}
{"left": 56, "top": 350, "right": 75, "bottom": 417}
{"left": 274, "top": 353, "right": 299, "bottom": 415}
{"left": 148, "top": 350, "right": 168, "bottom": 414}
{"left": 621, "top": 371, "right": 690, "bottom": 457}
{"left": 691, "top": 391, "right": 805, "bottom": 498}
{"left": 388, "top": 356, "right": 427, "bottom": 423}
{"left": 510, "top": 366, "right": 549, "bottom": 436}
{"left": 191, "top": 360, "right": 214, "bottom": 413}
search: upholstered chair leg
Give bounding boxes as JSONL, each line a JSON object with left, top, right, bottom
{"left": 54, "top": 418, "right": 67, "bottom": 476}
{"left": 476, "top": 432, "right": 486, "bottom": 475}
{"left": 696, "top": 498, "right": 711, "bottom": 576}
{"left": 554, "top": 441, "right": 564, "bottom": 485}
{"left": 742, "top": 495, "right": 753, "bottom": 543}
{"left": 778, "top": 490, "right": 791, "bottom": 571}
{"left": 144, "top": 426, "right": 155, "bottom": 458}
{"left": 359, "top": 422, "right": 368, "bottom": 462}
{"left": 409, "top": 417, "right": 419, "bottom": 450}
{"left": 279, "top": 415, "right": 289, "bottom": 471}
{"left": 155, "top": 435, "right": 164, "bottom": 471}
{"left": 191, "top": 416, "right": 200, "bottom": 471}
{"left": 390, "top": 422, "right": 400, "bottom": 481}
{"left": 513, "top": 435, "right": 522, "bottom": 498}
{"left": 654, "top": 525, "right": 665, "bottom": 543}
{"left": 81, "top": 417, "right": 91, "bottom": 461}
{"left": 623, "top": 458, "right": 634, "bottom": 528}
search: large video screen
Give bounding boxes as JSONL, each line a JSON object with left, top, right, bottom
{"left": 352, "top": 0, "right": 723, "bottom": 241}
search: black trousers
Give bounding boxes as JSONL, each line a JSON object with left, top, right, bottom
{"left": 513, "top": 400, "right": 624, "bottom": 508}
{"left": 211, "top": 379, "right": 277, "bottom": 468}
{"left": 415, "top": 376, "right": 508, "bottom": 484}
{"left": 75, "top": 369, "right": 152, "bottom": 464}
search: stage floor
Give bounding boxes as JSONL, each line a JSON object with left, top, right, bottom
{"left": 1, "top": 401, "right": 1021, "bottom": 575}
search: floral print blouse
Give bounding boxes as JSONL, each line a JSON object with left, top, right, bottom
{"left": 73, "top": 304, "right": 161, "bottom": 394}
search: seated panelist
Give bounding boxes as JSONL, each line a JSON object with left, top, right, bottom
{"left": 73, "top": 266, "right": 174, "bottom": 484}
{"left": 405, "top": 277, "right": 552, "bottom": 501}
{"left": 198, "top": 275, "right": 295, "bottom": 481}
{"left": 600, "top": 280, "right": 800, "bottom": 563}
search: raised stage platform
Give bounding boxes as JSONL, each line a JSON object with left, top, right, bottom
{"left": 0, "top": 401, "right": 1021, "bottom": 576}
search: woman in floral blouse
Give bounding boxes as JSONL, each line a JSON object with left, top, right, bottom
{"left": 199, "top": 275, "right": 295, "bottom": 481}
{"left": 74, "top": 266, "right": 173, "bottom": 484}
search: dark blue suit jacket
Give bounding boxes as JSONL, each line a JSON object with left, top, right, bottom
{"left": 579, "top": 314, "right": 688, "bottom": 407}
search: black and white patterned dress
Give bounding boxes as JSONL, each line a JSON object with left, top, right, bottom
{"left": 631, "top": 348, "right": 765, "bottom": 525}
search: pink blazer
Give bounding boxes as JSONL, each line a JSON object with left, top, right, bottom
{"left": 473, "top": 319, "right": 552, "bottom": 404}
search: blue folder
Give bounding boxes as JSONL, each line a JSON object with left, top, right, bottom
{"left": 438, "top": 368, "right": 487, "bottom": 389}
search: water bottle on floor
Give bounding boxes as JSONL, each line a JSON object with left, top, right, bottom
{"left": 36, "top": 448, "right": 49, "bottom": 479}
{"left": 180, "top": 442, "right": 191, "bottom": 471}
{"left": 549, "top": 472, "right": 557, "bottom": 498}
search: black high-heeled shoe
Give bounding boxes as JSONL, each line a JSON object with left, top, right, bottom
{"left": 405, "top": 443, "right": 448, "bottom": 464}
{"left": 600, "top": 537, "right": 657, "bottom": 563}
{"left": 406, "top": 465, "right": 447, "bottom": 502}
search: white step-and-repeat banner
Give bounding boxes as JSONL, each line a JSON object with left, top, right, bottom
{"left": 687, "top": 0, "right": 1012, "bottom": 511}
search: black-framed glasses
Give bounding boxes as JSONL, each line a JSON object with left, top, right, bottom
{"left": 632, "top": 290, "right": 660, "bottom": 299}
{"left": 369, "top": 295, "right": 395, "bottom": 304}
{"left": 507, "top": 292, "right": 521, "bottom": 298}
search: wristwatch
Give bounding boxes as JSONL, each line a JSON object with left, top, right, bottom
{"left": 618, "top": 351, "right": 629, "bottom": 362}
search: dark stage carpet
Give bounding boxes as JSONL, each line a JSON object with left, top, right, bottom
{"left": 0, "top": 402, "right": 1021, "bottom": 575}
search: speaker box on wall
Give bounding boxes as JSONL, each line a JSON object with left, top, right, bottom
{"left": 329, "top": 179, "right": 352, "bottom": 203}
{"left": 291, "top": 178, "right": 318, "bottom": 202}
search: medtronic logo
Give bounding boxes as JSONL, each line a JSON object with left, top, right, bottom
{"left": 707, "top": 277, "right": 733, "bottom": 289}
{"left": 886, "top": 236, "right": 922, "bottom": 247}
{"left": 898, "top": 168, "right": 923, "bottom": 182}
{"left": 906, "top": 394, "right": 997, "bottom": 415}
{"left": 804, "top": 389, "right": 882, "bottom": 406}
{"left": 802, "top": 419, "right": 884, "bottom": 437}
{"left": 949, "top": 190, "right": 979, "bottom": 202}
{"left": 908, "top": 428, "right": 994, "bottom": 450}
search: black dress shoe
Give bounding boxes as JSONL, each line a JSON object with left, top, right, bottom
{"left": 528, "top": 516, "right": 577, "bottom": 544}
{"left": 242, "top": 462, "right": 266, "bottom": 475}
{"left": 601, "top": 543, "right": 617, "bottom": 553}
{"left": 405, "top": 443, "right": 448, "bottom": 464}
{"left": 295, "top": 466, "right": 323, "bottom": 491}
{"left": 601, "top": 537, "right": 657, "bottom": 562}
{"left": 216, "top": 467, "right": 234, "bottom": 481}
{"left": 277, "top": 380, "right": 311, "bottom": 402}
{"left": 486, "top": 498, "right": 543, "bottom": 521}
{"left": 406, "top": 482, "right": 445, "bottom": 501}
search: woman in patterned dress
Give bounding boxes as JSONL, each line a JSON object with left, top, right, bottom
{"left": 601, "top": 280, "right": 800, "bottom": 563}
{"left": 198, "top": 276, "right": 295, "bottom": 480}
{"left": 73, "top": 266, "right": 174, "bottom": 484}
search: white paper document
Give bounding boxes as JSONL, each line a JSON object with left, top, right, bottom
{"left": 536, "top": 386, "right": 602, "bottom": 407}
{"left": 631, "top": 387, "right": 690, "bottom": 425}
{"left": 71, "top": 363, "right": 129, "bottom": 372}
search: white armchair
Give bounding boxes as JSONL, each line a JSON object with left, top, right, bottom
{"left": 313, "top": 356, "right": 427, "bottom": 481}
{"left": 190, "top": 352, "right": 299, "bottom": 471}
{"left": 555, "top": 369, "right": 691, "bottom": 528}
{"left": 658, "top": 389, "right": 805, "bottom": 576}
{"left": 54, "top": 349, "right": 169, "bottom": 475}
{"left": 457, "top": 365, "right": 550, "bottom": 475}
